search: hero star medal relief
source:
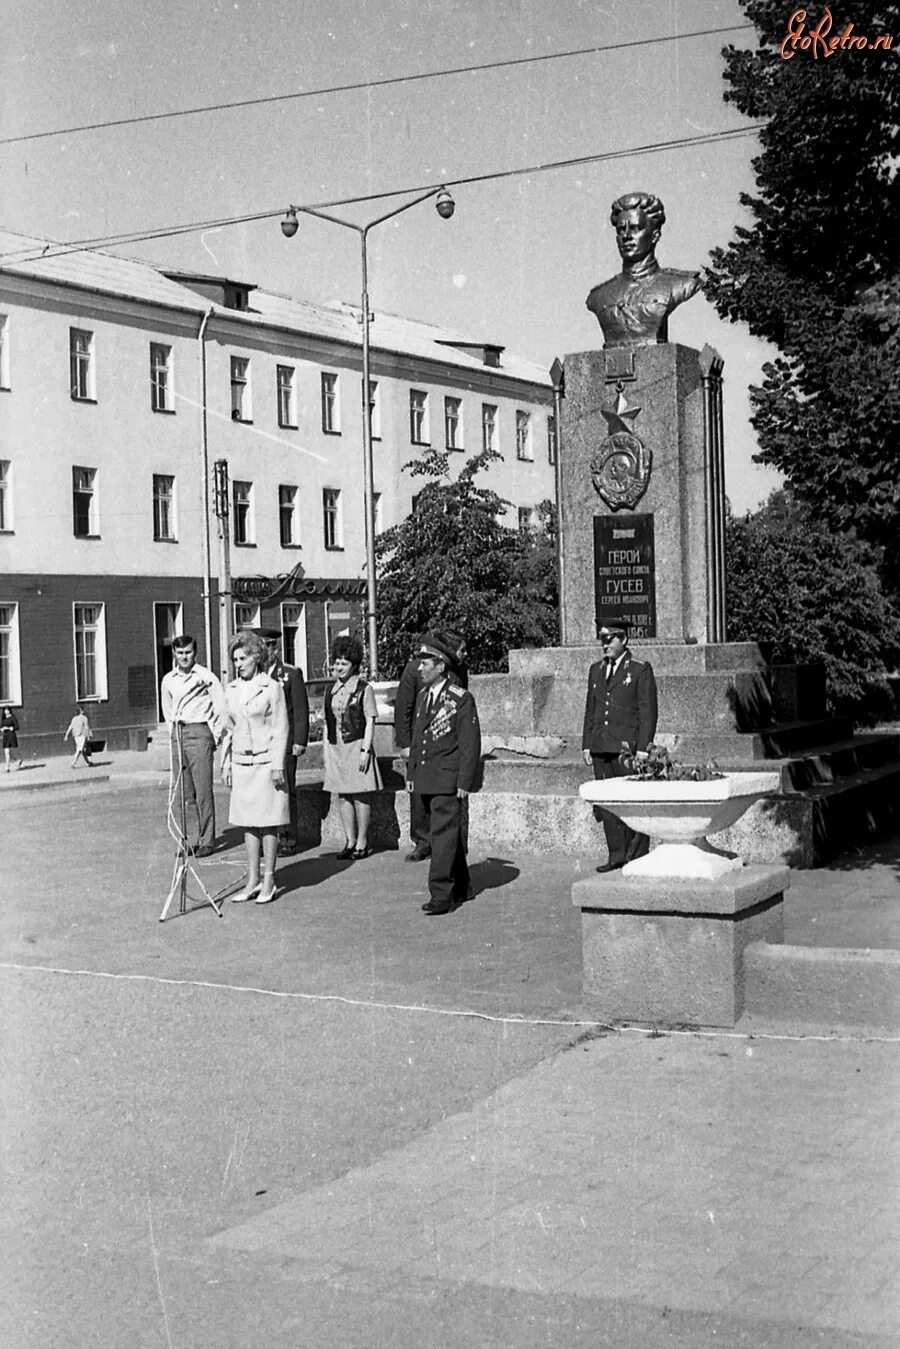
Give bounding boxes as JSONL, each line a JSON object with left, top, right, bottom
{"left": 590, "top": 388, "right": 651, "bottom": 511}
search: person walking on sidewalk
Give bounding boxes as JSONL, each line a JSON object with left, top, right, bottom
{"left": 255, "top": 627, "right": 310, "bottom": 858}
{"left": 220, "top": 631, "right": 290, "bottom": 905}
{"left": 64, "top": 705, "right": 95, "bottom": 768}
{"left": 394, "top": 628, "right": 468, "bottom": 862}
{"left": 323, "top": 635, "right": 382, "bottom": 860}
{"left": 407, "top": 630, "right": 481, "bottom": 916}
{"left": 161, "top": 634, "right": 225, "bottom": 857}
{"left": 1, "top": 706, "right": 21, "bottom": 770}
{"left": 582, "top": 620, "right": 658, "bottom": 872}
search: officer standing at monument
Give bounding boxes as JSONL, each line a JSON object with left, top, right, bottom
{"left": 394, "top": 628, "right": 468, "bottom": 862}
{"left": 582, "top": 621, "right": 658, "bottom": 872}
{"left": 406, "top": 631, "right": 480, "bottom": 915}
{"left": 256, "top": 627, "right": 310, "bottom": 856}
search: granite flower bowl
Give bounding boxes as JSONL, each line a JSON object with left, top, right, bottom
{"left": 579, "top": 770, "right": 782, "bottom": 879}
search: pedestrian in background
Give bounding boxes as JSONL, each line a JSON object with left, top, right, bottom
{"left": 1, "top": 706, "right": 21, "bottom": 771}
{"left": 255, "top": 626, "right": 310, "bottom": 857}
{"left": 323, "top": 635, "right": 382, "bottom": 860}
{"left": 64, "top": 705, "right": 94, "bottom": 769}
{"left": 406, "top": 630, "right": 481, "bottom": 916}
{"left": 394, "top": 627, "right": 467, "bottom": 861}
{"left": 160, "top": 634, "right": 225, "bottom": 857}
{"left": 581, "top": 620, "right": 658, "bottom": 872}
{"left": 221, "top": 631, "right": 290, "bottom": 905}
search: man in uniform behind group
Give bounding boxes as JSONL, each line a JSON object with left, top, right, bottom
{"left": 582, "top": 620, "right": 658, "bottom": 872}
{"left": 394, "top": 627, "right": 468, "bottom": 862}
{"left": 256, "top": 627, "right": 310, "bottom": 856}
{"left": 406, "top": 630, "right": 480, "bottom": 916}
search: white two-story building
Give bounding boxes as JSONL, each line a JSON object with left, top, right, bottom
{"left": 0, "top": 230, "right": 555, "bottom": 750}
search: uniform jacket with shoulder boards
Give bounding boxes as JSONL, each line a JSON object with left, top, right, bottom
{"left": 394, "top": 656, "right": 469, "bottom": 751}
{"left": 582, "top": 652, "right": 658, "bottom": 756}
{"left": 407, "top": 681, "right": 481, "bottom": 795}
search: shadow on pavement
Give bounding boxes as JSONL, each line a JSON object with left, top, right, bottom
{"left": 469, "top": 856, "right": 520, "bottom": 895}
{"left": 821, "top": 832, "right": 900, "bottom": 883}
{"left": 273, "top": 851, "right": 358, "bottom": 890}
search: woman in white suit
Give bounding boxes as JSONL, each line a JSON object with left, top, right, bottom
{"left": 221, "top": 630, "right": 290, "bottom": 904}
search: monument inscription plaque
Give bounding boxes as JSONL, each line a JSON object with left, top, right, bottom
{"left": 593, "top": 514, "right": 656, "bottom": 638}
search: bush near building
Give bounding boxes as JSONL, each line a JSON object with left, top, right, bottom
{"left": 726, "top": 493, "right": 900, "bottom": 724}
{"left": 375, "top": 447, "right": 559, "bottom": 676}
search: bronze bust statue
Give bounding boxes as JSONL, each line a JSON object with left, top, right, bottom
{"left": 586, "top": 192, "right": 700, "bottom": 347}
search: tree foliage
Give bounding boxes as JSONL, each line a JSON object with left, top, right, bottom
{"left": 375, "top": 446, "right": 559, "bottom": 676}
{"left": 726, "top": 492, "right": 900, "bottom": 723}
{"left": 704, "top": 1, "right": 900, "bottom": 582}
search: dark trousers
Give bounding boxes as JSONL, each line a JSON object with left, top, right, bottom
{"left": 591, "top": 753, "right": 649, "bottom": 866}
{"left": 409, "top": 791, "right": 431, "bottom": 852}
{"left": 173, "top": 724, "right": 216, "bottom": 849}
{"left": 422, "top": 792, "right": 470, "bottom": 906}
{"left": 279, "top": 754, "right": 299, "bottom": 845}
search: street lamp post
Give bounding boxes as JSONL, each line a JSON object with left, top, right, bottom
{"left": 281, "top": 187, "right": 455, "bottom": 678}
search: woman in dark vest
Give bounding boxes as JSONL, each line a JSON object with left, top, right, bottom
{"left": 323, "top": 635, "right": 382, "bottom": 859}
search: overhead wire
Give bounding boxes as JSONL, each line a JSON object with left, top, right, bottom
{"left": 0, "top": 124, "right": 761, "bottom": 265}
{"left": 0, "top": 23, "right": 754, "bottom": 147}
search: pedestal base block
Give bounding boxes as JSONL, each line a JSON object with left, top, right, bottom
{"left": 572, "top": 865, "right": 789, "bottom": 1028}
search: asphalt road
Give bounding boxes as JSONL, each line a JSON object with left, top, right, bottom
{"left": 3, "top": 781, "right": 897, "bottom": 1347}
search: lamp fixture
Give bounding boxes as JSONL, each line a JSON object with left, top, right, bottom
{"left": 435, "top": 188, "right": 455, "bottom": 220}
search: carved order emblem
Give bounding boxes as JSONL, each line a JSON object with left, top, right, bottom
{"left": 591, "top": 430, "right": 652, "bottom": 511}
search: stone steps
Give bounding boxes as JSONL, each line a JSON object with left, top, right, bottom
{"left": 296, "top": 730, "right": 900, "bottom": 867}
{"left": 743, "top": 942, "right": 900, "bottom": 1030}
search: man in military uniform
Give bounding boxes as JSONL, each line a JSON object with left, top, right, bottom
{"left": 582, "top": 620, "right": 658, "bottom": 872}
{"left": 586, "top": 191, "right": 700, "bottom": 348}
{"left": 256, "top": 627, "right": 310, "bottom": 856}
{"left": 394, "top": 628, "right": 468, "bottom": 862}
{"left": 407, "top": 630, "right": 481, "bottom": 915}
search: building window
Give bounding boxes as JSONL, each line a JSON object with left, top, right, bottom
{"left": 0, "top": 603, "right": 21, "bottom": 704}
{"left": 230, "top": 356, "right": 251, "bottom": 421}
{"left": 72, "top": 466, "right": 98, "bottom": 537}
{"left": 323, "top": 487, "right": 342, "bottom": 550}
{"left": 0, "top": 314, "right": 9, "bottom": 389}
{"left": 444, "top": 396, "right": 463, "bottom": 451}
{"left": 373, "top": 491, "right": 383, "bottom": 533}
{"left": 547, "top": 414, "right": 557, "bottom": 465}
{"left": 321, "top": 372, "right": 340, "bottom": 433}
{"left": 280, "top": 602, "right": 306, "bottom": 669}
{"left": 409, "top": 389, "right": 428, "bottom": 444}
{"left": 153, "top": 474, "right": 176, "bottom": 541}
{"left": 233, "top": 602, "right": 260, "bottom": 632}
{"left": 277, "top": 365, "right": 296, "bottom": 428}
{"left": 516, "top": 410, "right": 533, "bottom": 461}
{"left": 69, "top": 328, "right": 95, "bottom": 401}
{"left": 367, "top": 380, "right": 381, "bottom": 439}
{"left": 0, "top": 460, "right": 11, "bottom": 532}
{"left": 518, "top": 506, "right": 533, "bottom": 531}
{"left": 232, "top": 480, "right": 254, "bottom": 545}
{"left": 150, "top": 343, "right": 173, "bottom": 412}
{"left": 482, "top": 403, "right": 497, "bottom": 454}
{"left": 279, "top": 484, "right": 299, "bottom": 547}
{"left": 73, "top": 602, "right": 107, "bottom": 701}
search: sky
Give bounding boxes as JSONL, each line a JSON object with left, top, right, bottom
{"left": 1, "top": 0, "right": 784, "bottom": 512}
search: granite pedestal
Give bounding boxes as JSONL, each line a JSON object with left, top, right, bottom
{"left": 572, "top": 865, "right": 789, "bottom": 1027}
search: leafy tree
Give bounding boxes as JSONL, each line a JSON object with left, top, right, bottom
{"left": 375, "top": 446, "right": 559, "bottom": 676}
{"left": 726, "top": 492, "right": 900, "bottom": 723}
{"left": 704, "top": 1, "right": 900, "bottom": 585}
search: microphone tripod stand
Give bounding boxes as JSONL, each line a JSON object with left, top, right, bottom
{"left": 159, "top": 721, "right": 224, "bottom": 922}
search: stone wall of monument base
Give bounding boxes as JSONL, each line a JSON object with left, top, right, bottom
{"left": 296, "top": 781, "right": 815, "bottom": 867}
